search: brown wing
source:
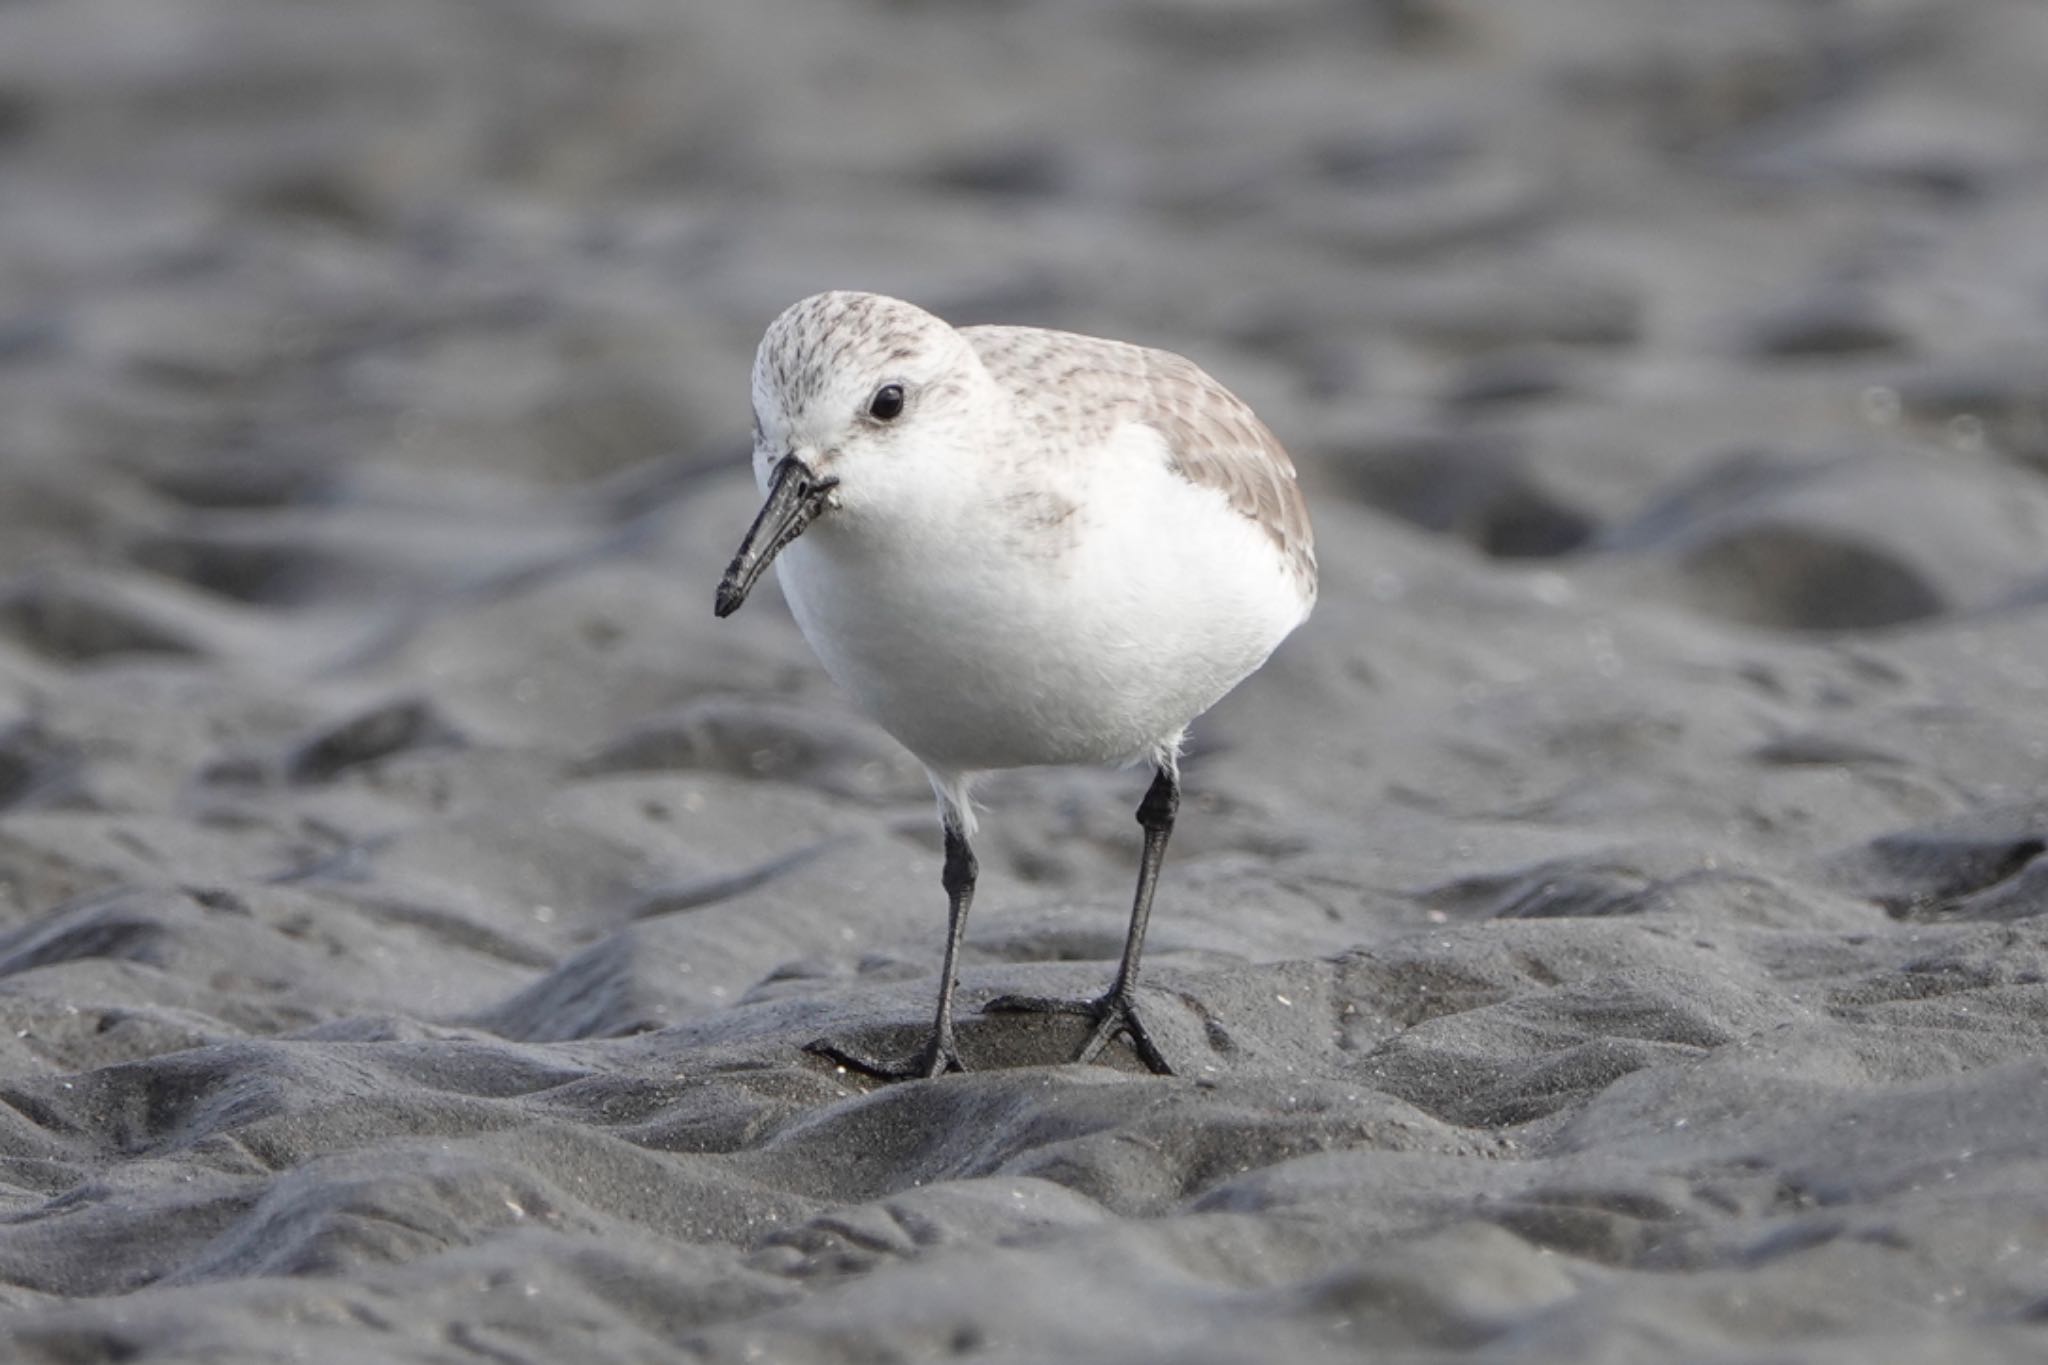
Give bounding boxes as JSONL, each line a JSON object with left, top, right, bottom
{"left": 963, "top": 325, "right": 1317, "bottom": 598}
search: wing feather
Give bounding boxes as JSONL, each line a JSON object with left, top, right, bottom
{"left": 963, "top": 325, "right": 1316, "bottom": 599}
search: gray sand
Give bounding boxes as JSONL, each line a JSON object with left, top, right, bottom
{"left": 2, "top": 1, "right": 2048, "bottom": 1361}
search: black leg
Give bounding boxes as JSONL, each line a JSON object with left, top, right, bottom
{"left": 805, "top": 815, "right": 976, "bottom": 1081}
{"left": 984, "top": 766, "right": 1179, "bottom": 1074}
{"left": 1081, "top": 766, "right": 1177, "bottom": 1064}
{"left": 917, "top": 817, "right": 978, "bottom": 1077}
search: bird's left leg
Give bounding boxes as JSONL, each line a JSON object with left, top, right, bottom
{"left": 985, "top": 765, "right": 1178, "bottom": 1074}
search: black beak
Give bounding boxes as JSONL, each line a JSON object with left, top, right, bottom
{"left": 714, "top": 454, "right": 839, "bottom": 618}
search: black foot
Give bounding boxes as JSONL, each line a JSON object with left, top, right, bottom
{"left": 804, "top": 1030, "right": 963, "bottom": 1082}
{"left": 982, "top": 990, "right": 1173, "bottom": 1074}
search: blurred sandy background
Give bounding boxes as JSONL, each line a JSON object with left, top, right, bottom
{"left": 2, "top": 1, "right": 2048, "bottom": 1361}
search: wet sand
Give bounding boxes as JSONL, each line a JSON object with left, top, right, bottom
{"left": 1, "top": 1, "right": 2047, "bottom": 1360}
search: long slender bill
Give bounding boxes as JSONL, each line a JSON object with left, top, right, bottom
{"left": 714, "top": 454, "right": 839, "bottom": 618}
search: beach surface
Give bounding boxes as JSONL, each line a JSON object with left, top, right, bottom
{"left": 1, "top": 1, "right": 2047, "bottom": 1359}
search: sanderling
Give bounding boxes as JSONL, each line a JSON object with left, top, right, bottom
{"left": 716, "top": 290, "right": 1315, "bottom": 1078}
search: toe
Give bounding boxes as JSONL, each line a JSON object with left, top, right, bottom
{"left": 805, "top": 1032, "right": 964, "bottom": 1082}
{"left": 918, "top": 1043, "right": 965, "bottom": 1078}
{"left": 982, "top": 993, "right": 1091, "bottom": 1016}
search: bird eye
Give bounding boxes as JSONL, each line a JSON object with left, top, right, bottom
{"left": 867, "top": 383, "right": 906, "bottom": 422}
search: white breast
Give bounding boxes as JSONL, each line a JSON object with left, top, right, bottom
{"left": 772, "top": 423, "right": 1310, "bottom": 780}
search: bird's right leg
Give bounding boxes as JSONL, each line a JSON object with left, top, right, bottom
{"left": 916, "top": 816, "right": 978, "bottom": 1076}
{"left": 807, "top": 813, "right": 976, "bottom": 1080}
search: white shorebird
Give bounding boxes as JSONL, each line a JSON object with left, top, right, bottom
{"left": 716, "top": 291, "right": 1315, "bottom": 1078}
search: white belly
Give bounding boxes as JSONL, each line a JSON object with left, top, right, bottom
{"left": 773, "top": 450, "right": 1309, "bottom": 779}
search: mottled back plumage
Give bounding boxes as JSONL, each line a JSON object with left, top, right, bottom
{"left": 963, "top": 326, "right": 1318, "bottom": 599}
